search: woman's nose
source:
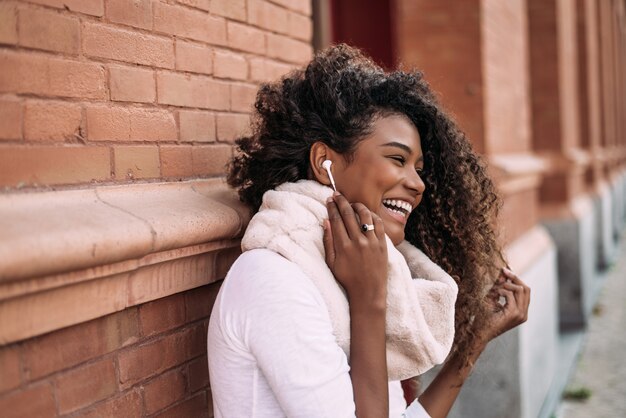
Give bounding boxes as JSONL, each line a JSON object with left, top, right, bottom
{"left": 406, "top": 171, "right": 426, "bottom": 197}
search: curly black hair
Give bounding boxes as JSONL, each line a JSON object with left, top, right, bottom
{"left": 228, "top": 44, "right": 505, "bottom": 367}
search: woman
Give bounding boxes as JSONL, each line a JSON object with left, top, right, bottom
{"left": 207, "top": 44, "right": 530, "bottom": 417}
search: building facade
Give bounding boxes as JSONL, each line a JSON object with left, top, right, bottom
{"left": 0, "top": 0, "right": 624, "bottom": 417}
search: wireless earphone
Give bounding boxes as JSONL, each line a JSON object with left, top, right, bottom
{"left": 322, "top": 160, "right": 337, "bottom": 191}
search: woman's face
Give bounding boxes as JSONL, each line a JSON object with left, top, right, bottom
{"left": 332, "top": 114, "right": 425, "bottom": 245}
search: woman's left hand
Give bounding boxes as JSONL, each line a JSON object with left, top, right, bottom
{"left": 479, "top": 268, "right": 531, "bottom": 347}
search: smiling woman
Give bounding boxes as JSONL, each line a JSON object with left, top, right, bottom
{"left": 208, "top": 44, "right": 530, "bottom": 418}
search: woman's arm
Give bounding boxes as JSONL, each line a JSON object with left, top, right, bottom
{"left": 419, "top": 268, "right": 531, "bottom": 418}
{"left": 324, "top": 192, "right": 390, "bottom": 418}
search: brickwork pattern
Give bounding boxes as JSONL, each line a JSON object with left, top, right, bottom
{"left": 0, "top": 0, "right": 313, "bottom": 189}
{"left": 0, "top": 282, "right": 222, "bottom": 417}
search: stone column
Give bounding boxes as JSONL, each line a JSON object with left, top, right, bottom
{"left": 394, "top": 1, "right": 558, "bottom": 417}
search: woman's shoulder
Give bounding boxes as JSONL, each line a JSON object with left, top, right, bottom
{"left": 219, "top": 249, "right": 325, "bottom": 311}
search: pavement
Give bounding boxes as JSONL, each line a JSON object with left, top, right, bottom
{"left": 556, "top": 230, "right": 626, "bottom": 418}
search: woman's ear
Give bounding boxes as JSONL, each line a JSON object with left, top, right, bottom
{"left": 309, "top": 141, "right": 336, "bottom": 187}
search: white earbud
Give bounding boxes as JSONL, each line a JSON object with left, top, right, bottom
{"left": 322, "top": 160, "right": 337, "bottom": 191}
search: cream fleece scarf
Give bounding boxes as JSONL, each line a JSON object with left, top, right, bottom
{"left": 241, "top": 180, "right": 458, "bottom": 380}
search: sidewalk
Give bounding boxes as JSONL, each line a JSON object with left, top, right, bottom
{"left": 557, "top": 230, "right": 626, "bottom": 417}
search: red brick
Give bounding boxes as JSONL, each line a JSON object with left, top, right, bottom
{"left": 176, "top": 0, "right": 210, "bottom": 11}
{"left": 0, "top": 345, "right": 21, "bottom": 394}
{"left": 0, "top": 145, "right": 110, "bottom": 187}
{"left": 24, "top": 100, "right": 82, "bottom": 142}
{"left": 179, "top": 110, "right": 216, "bottom": 142}
{"left": 0, "top": 384, "right": 55, "bottom": 418}
{"left": 216, "top": 113, "right": 250, "bottom": 142}
{"left": 55, "top": 358, "right": 117, "bottom": 414}
{"left": 83, "top": 22, "right": 174, "bottom": 68}
{"left": 0, "top": 2, "right": 18, "bottom": 45}
{"left": 153, "top": 392, "right": 209, "bottom": 418}
{"left": 248, "top": 0, "right": 288, "bottom": 33}
{"left": 160, "top": 145, "right": 193, "bottom": 177}
{"left": 287, "top": 10, "right": 312, "bottom": 41}
{"left": 213, "top": 50, "right": 248, "bottom": 80}
{"left": 157, "top": 72, "right": 230, "bottom": 110}
{"left": 79, "top": 389, "right": 143, "bottom": 418}
{"left": 106, "top": 0, "right": 152, "bottom": 30}
{"left": 86, "top": 105, "right": 130, "bottom": 141}
{"left": 21, "top": 310, "right": 138, "bottom": 379}
{"left": 268, "top": 0, "right": 311, "bottom": 15}
{"left": 231, "top": 83, "right": 257, "bottom": 112}
{"left": 129, "top": 108, "right": 177, "bottom": 141}
{"left": 227, "top": 21, "right": 266, "bottom": 54}
{"left": 18, "top": 7, "right": 79, "bottom": 54}
{"left": 24, "top": 0, "right": 104, "bottom": 16}
{"left": 187, "top": 355, "right": 209, "bottom": 392}
{"left": 117, "top": 325, "right": 205, "bottom": 386}
{"left": 109, "top": 65, "right": 155, "bottom": 103}
{"left": 266, "top": 33, "right": 312, "bottom": 64}
{"left": 0, "top": 99, "right": 22, "bottom": 140}
{"left": 143, "top": 368, "right": 186, "bottom": 414}
{"left": 184, "top": 282, "right": 221, "bottom": 322}
{"left": 114, "top": 145, "right": 160, "bottom": 180}
{"left": 249, "top": 57, "right": 293, "bottom": 82}
{"left": 0, "top": 50, "right": 107, "bottom": 99}
{"left": 175, "top": 40, "right": 212, "bottom": 75}
{"left": 214, "top": 246, "right": 241, "bottom": 281}
{"left": 191, "top": 144, "right": 232, "bottom": 176}
{"left": 211, "top": 0, "right": 246, "bottom": 21}
{"left": 138, "top": 293, "right": 186, "bottom": 336}
{"left": 154, "top": 2, "right": 226, "bottom": 45}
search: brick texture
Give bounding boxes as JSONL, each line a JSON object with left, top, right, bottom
{"left": 176, "top": 40, "right": 213, "bottom": 74}
{"left": 0, "top": 98, "right": 22, "bottom": 140}
{"left": 143, "top": 368, "right": 187, "bottom": 414}
{"left": 106, "top": 0, "right": 152, "bottom": 30}
{"left": 213, "top": 49, "right": 248, "bottom": 80}
{"left": 24, "top": 100, "right": 82, "bottom": 141}
{"left": 18, "top": 7, "right": 80, "bottom": 54}
{"left": 0, "top": 0, "right": 313, "bottom": 413}
{"left": 160, "top": 145, "right": 194, "bottom": 177}
{"left": 24, "top": 0, "right": 104, "bottom": 16}
{"left": 55, "top": 358, "right": 118, "bottom": 414}
{"left": 0, "top": 2, "right": 18, "bottom": 45}
{"left": 82, "top": 22, "right": 175, "bottom": 69}
{"left": 0, "top": 345, "right": 22, "bottom": 393}
{"left": 0, "top": 383, "right": 56, "bottom": 418}
{"left": 113, "top": 145, "right": 160, "bottom": 179}
{"left": 109, "top": 65, "right": 156, "bottom": 103}
{"left": 179, "top": 110, "right": 216, "bottom": 142}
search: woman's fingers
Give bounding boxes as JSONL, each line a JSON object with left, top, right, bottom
{"left": 333, "top": 193, "right": 362, "bottom": 239}
{"left": 322, "top": 219, "right": 335, "bottom": 267}
{"left": 352, "top": 203, "right": 375, "bottom": 240}
{"left": 326, "top": 196, "right": 349, "bottom": 244}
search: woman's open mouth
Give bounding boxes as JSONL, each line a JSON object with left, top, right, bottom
{"left": 382, "top": 199, "right": 412, "bottom": 224}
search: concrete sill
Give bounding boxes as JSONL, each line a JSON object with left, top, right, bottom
{"left": 0, "top": 179, "right": 251, "bottom": 344}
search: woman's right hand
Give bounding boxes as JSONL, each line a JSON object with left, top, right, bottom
{"left": 323, "top": 192, "right": 389, "bottom": 311}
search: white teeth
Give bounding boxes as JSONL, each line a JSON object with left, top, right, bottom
{"left": 382, "top": 199, "right": 413, "bottom": 214}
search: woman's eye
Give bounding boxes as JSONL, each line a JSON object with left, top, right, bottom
{"left": 390, "top": 156, "right": 405, "bottom": 165}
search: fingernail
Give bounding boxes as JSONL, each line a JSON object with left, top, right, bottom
{"left": 326, "top": 197, "right": 333, "bottom": 203}
{"left": 333, "top": 191, "right": 341, "bottom": 197}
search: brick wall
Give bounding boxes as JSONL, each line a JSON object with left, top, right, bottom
{"left": 0, "top": 0, "right": 313, "bottom": 189}
{"left": 0, "top": 1, "right": 312, "bottom": 416}
{"left": 0, "top": 282, "right": 221, "bottom": 417}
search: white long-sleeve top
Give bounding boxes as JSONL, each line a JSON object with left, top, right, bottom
{"left": 207, "top": 248, "right": 430, "bottom": 418}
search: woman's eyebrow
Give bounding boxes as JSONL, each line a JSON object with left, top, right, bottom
{"left": 380, "top": 141, "right": 412, "bottom": 153}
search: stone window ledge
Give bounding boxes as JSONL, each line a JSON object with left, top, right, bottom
{"left": 0, "top": 179, "right": 251, "bottom": 345}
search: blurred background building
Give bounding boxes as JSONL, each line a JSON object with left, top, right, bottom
{"left": 0, "top": 0, "right": 624, "bottom": 417}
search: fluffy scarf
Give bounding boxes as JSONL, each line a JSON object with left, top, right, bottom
{"left": 241, "top": 180, "right": 458, "bottom": 380}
